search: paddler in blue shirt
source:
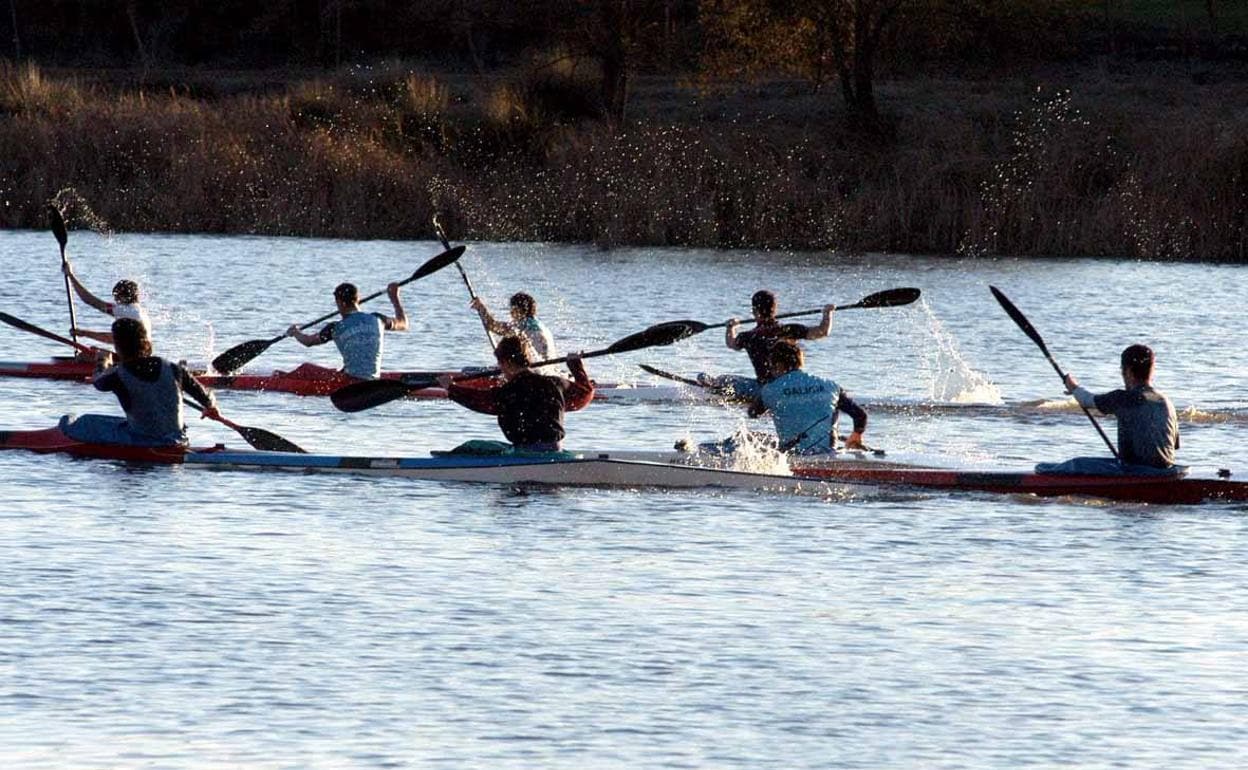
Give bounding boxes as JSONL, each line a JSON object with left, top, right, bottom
{"left": 712, "top": 290, "right": 835, "bottom": 399}
{"left": 59, "top": 318, "right": 220, "bottom": 446}
{"left": 1061, "top": 344, "right": 1179, "bottom": 469}
{"left": 286, "top": 281, "right": 408, "bottom": 380}
{"left": 749, "top": 340, "right": 867, "bottom": 454}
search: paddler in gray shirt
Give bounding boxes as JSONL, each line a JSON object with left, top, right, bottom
{"left": 1063, "top": 344, "right": 1179, "bottom": 469}
{"left": 60, "top": 318, "right": 221, "bottom": 446}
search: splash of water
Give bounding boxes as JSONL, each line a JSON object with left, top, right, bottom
{"left": 51, "top": 187, "right": 114, "bottom": 236}
{"left": 910, "top": 299, "right": 1003, "bottom": 404}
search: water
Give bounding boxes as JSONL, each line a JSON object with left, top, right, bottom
{"left": 1, "top": 230, "right": 1246, "bottom": 768}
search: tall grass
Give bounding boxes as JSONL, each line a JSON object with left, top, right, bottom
{"left": 0, "top": 63, "right": 1244, "bottom": 261}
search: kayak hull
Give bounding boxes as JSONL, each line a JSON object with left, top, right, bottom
{"left": 0, "top": 358, "right": 691, "bottom": 403}
{"left": 0, "top": 427, "right": 204, "bottom": 463}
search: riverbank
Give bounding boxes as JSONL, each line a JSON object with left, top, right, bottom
{"left": 1, "top": 60, "right": 1245, "bottom": 260}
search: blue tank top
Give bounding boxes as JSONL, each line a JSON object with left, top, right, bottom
{"left": 329, "top": 312, "right": 385, "bottom": 379}
{"left": 758, "top": 369, "right": 842, "bottom": 454}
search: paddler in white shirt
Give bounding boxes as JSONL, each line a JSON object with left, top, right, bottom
{"left": 471, "top": 292, "right": 558, "bottom": 364}
{"left": 62, "top": 258, "right": 152, "bottom": 345}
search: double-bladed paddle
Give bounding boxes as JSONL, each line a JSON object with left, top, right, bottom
{"left": 698, "top": 287, "right": 922, "bottom": 333}
{"left": 0, "top": 311, "right": 95, "bottom": 355}
{"left": 0, "top": 311, "right": 305, "bottom": 453}
{"left": 989, "top": 285, "right": 1120, "bottom": 461}
{"left": 434, "top": 213, "right": 495, "bottom": 349}
{"left": 210, "top": 244, "right": 466, "bottom": 374}
{"left": 49, "top": 205, "right": 79, "bottom": 345}
{"left": 330, "top": 319, "right": 707, "bottom": 413}
{"left": 181, "top": 398, "right": 307, "bottom": 453}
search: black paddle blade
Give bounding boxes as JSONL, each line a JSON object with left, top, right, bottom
{"left": 211, "top": 337, "right": 280, "bottom": 374}
{"left": 856, "top": 287, "right": 921, "bottom": 309}
{"left": 48, "top": 205, "right": 68, "bottom": 249}
{"left": 989, "top": 285, "right": 1050, "bottom": 356}
{"left": 330, "top": 379, "right": 417, "bottom": 413}
{"left": 410, "top": 245, "right": 465, "bottom": 282}
{"left": 606, "top": 320, "right": 709, "bottom": 355}
{"left": 236, "top": 425, "right": 307, "bottom": 453}
{"left": 638, "top": 363, "right": 701, "bottom": 387}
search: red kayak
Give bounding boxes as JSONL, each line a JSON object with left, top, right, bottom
{"left": 791, "top": 463, "right": 1248, "bottom": 505}
{"left": 0, "top": 426, "right": 219, "bottom": 463}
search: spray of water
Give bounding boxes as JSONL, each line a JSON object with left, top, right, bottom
{"left": 909, "top": 299, "right": 1003, "bottom": 404}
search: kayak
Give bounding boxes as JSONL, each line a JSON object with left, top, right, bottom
{"left": 0, "top": 426, "right": 855, "bottom": 494}
{"left": 0, "top": 357, "right": 692, "bottom": 403}
{"left": 610, "top": 446, "right": 1248, "bottom": 505}
{"left": 0, "top": 426, "right": 215, "bottom": 462}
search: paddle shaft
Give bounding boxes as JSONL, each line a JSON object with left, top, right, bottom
{"left": 702, "top": 298, "right": 891, "bottom": 333}
{"left": 0, "top": 312, "right": 94, "bottom": 355}
{"left": 50, "top": 208, "right": 80, "bottom": 344}
{"left": 990, "top": 286, "right": 1121, "bottom": 461}
{"left": 435, "top": 214, "right": 495, "bottom": 348}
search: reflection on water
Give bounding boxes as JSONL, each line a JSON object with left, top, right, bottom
{"left": 1, "top": 230, "right": 1246, "bottom": 769}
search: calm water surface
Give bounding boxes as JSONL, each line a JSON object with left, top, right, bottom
{"left": 1, "top": 230, "right": 1246, "bottom": 768}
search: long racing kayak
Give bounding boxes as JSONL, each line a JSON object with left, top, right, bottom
{"left": 0, "top": 357, "right": 693, "bottom": 403}
{"left": 0, "top": 426, "right": 856, "bottom": 494}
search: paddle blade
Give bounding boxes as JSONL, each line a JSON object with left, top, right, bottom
{"left": 235, "top": 424, "right": 307, "bottom": 453}
{"left": 212, "top": 337, "right": 279, "bottom": 374}
{"left": 330, "top": 379, "right": 419, "bottom": 413}
{"left": 605, "top": 320, "right": 709, "bottom": 355}
{"left": 989, "top": 285, "right": 1050, "bottom": 356}
{"left": 854, "top": 287, "right": 921, "bottom": 309}
{"left": 410, "top": 245, "right": 466, "bottom": 282}
{"left": 48, "top": 205, "right": 67, "bottom": 249}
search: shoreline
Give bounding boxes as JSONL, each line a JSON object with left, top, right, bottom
{"left": 2, "top": 62, "right": 1245, "bottom": 262}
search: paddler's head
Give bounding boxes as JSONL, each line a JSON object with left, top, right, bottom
{"left": 509, "top": 292, "right": 537, "bottom": 323}
{"left": 112, "top": 279, "right": 140, "bottom": 305}
{"left": 769, "top": 340, "right": 804, "bottom": 377}
{"left": 494, "top": 335, "right": 531, "bottom": 379}
{"left": 112, "top": 317, "right": 152, "bottom": 362}
{"left": 752, "top": 290, "right": 777, "bottom": 324}
{"left": 1121, "top": 344, "right": 1154, "bottom": 387}
{"left": 333, "top": 283, "right": 360, "bottom": 315}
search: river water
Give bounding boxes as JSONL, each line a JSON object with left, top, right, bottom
{"left": 1, "top": 230, "right": 1246, "bottom": 768}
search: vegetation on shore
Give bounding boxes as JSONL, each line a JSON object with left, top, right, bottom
{"left": 0, "top": 1, "right": 1244, "bottom": 260}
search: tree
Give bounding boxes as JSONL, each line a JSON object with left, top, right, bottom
{"left": 700, "top": 0, "right": 910, "bottom": 130}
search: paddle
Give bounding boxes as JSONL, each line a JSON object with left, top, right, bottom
{"left": 210, "top": 244, "right": 466, "bottom": 374}
{"left": 331, "top": 319, "right": 706, "bottom": 413}
{"left": 989, "top": 285, "right": 1120, "bottom": 461}
{"left": 434, "top": 213, "right": 494, "bottom": 349}
{"left": 698, "top": 287, "right": 922, "bottom": 333}
{"left": 0, "top": 311, "right": 96, "bottom": 356}
{"left": 182, "top": 398, "right": 307, "bottom": 453}
{"left": 49, "top": 205, "right": 79, "bottom": 345}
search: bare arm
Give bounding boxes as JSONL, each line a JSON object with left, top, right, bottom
{"left": 471, "top": 298, "right": 510, "bottom": 335}
{"left": 806, "top": 304, "right": 836, "bottom": 341}
{"left": 725, "top": 318, "right": 743, "bottom": 350}
{"left": 63, "top": 261, "right": 112, "bottom": 313}
{"left": 74, "top": 327, "right": 115, "bottom": 345}
{"left": 287, "top": 324, "right": 331, "bottom": 347}
{"left": 384, "top": 283, "right": 409, "bottom": 332}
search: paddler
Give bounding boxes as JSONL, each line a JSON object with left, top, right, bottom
{"left": 1061, "top": 344, "right": 1179, "bottom": 469}
{"left": 437, "top": 335, "right": 592, "bottom": 452}
{"left": 749, "top": 340, "right": 867, "bottom": 454}
{"left": 62, "top": 258, "right": 151, "bottom": 345}
{"left": 59, "top": 318, "right": 220, "bottom": 446}
{"left": 285, "top": 282, "right": 408, "bottom": 380}
{"left": 471, "top": 292, "right": 558, "bottom": 361}
{"left": 715, "top": 290, "right": 835, "bottom": 398}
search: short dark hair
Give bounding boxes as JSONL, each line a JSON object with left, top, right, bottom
{"left": 494, "top": 335, "right": 531, "bottom": 367}
{"left": 112, "top": 279, "right": 139, "bottom": 305}
{"left": 1121, "top": 344, "right": 1155, "bottom": 381}
{"left": 752, "top": 290, "right": 776, "bottom": 320}
{"left": 112, "top": 318, "right": 151, "bottom": 359}
{"left": 769, "top": 340, "right": 804, "bottom": 373}
{"left": 509, "top": 292, "right": 537, "bottom": 318}
{"left": 334, "top": 283, "right": 359, "bottom": 304}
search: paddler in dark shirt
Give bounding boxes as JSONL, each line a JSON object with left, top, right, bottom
{"left": 713, "top": 290, "right": 836, "bottom": 398}
{"left": 1063, "top": 344, "right": 1179, "bottom": 469}
{"left": 60, "top": 318, "right": 220, "bottom": 447}
{"left": 438, "top": 336, "right": 593, "bottom": 452}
